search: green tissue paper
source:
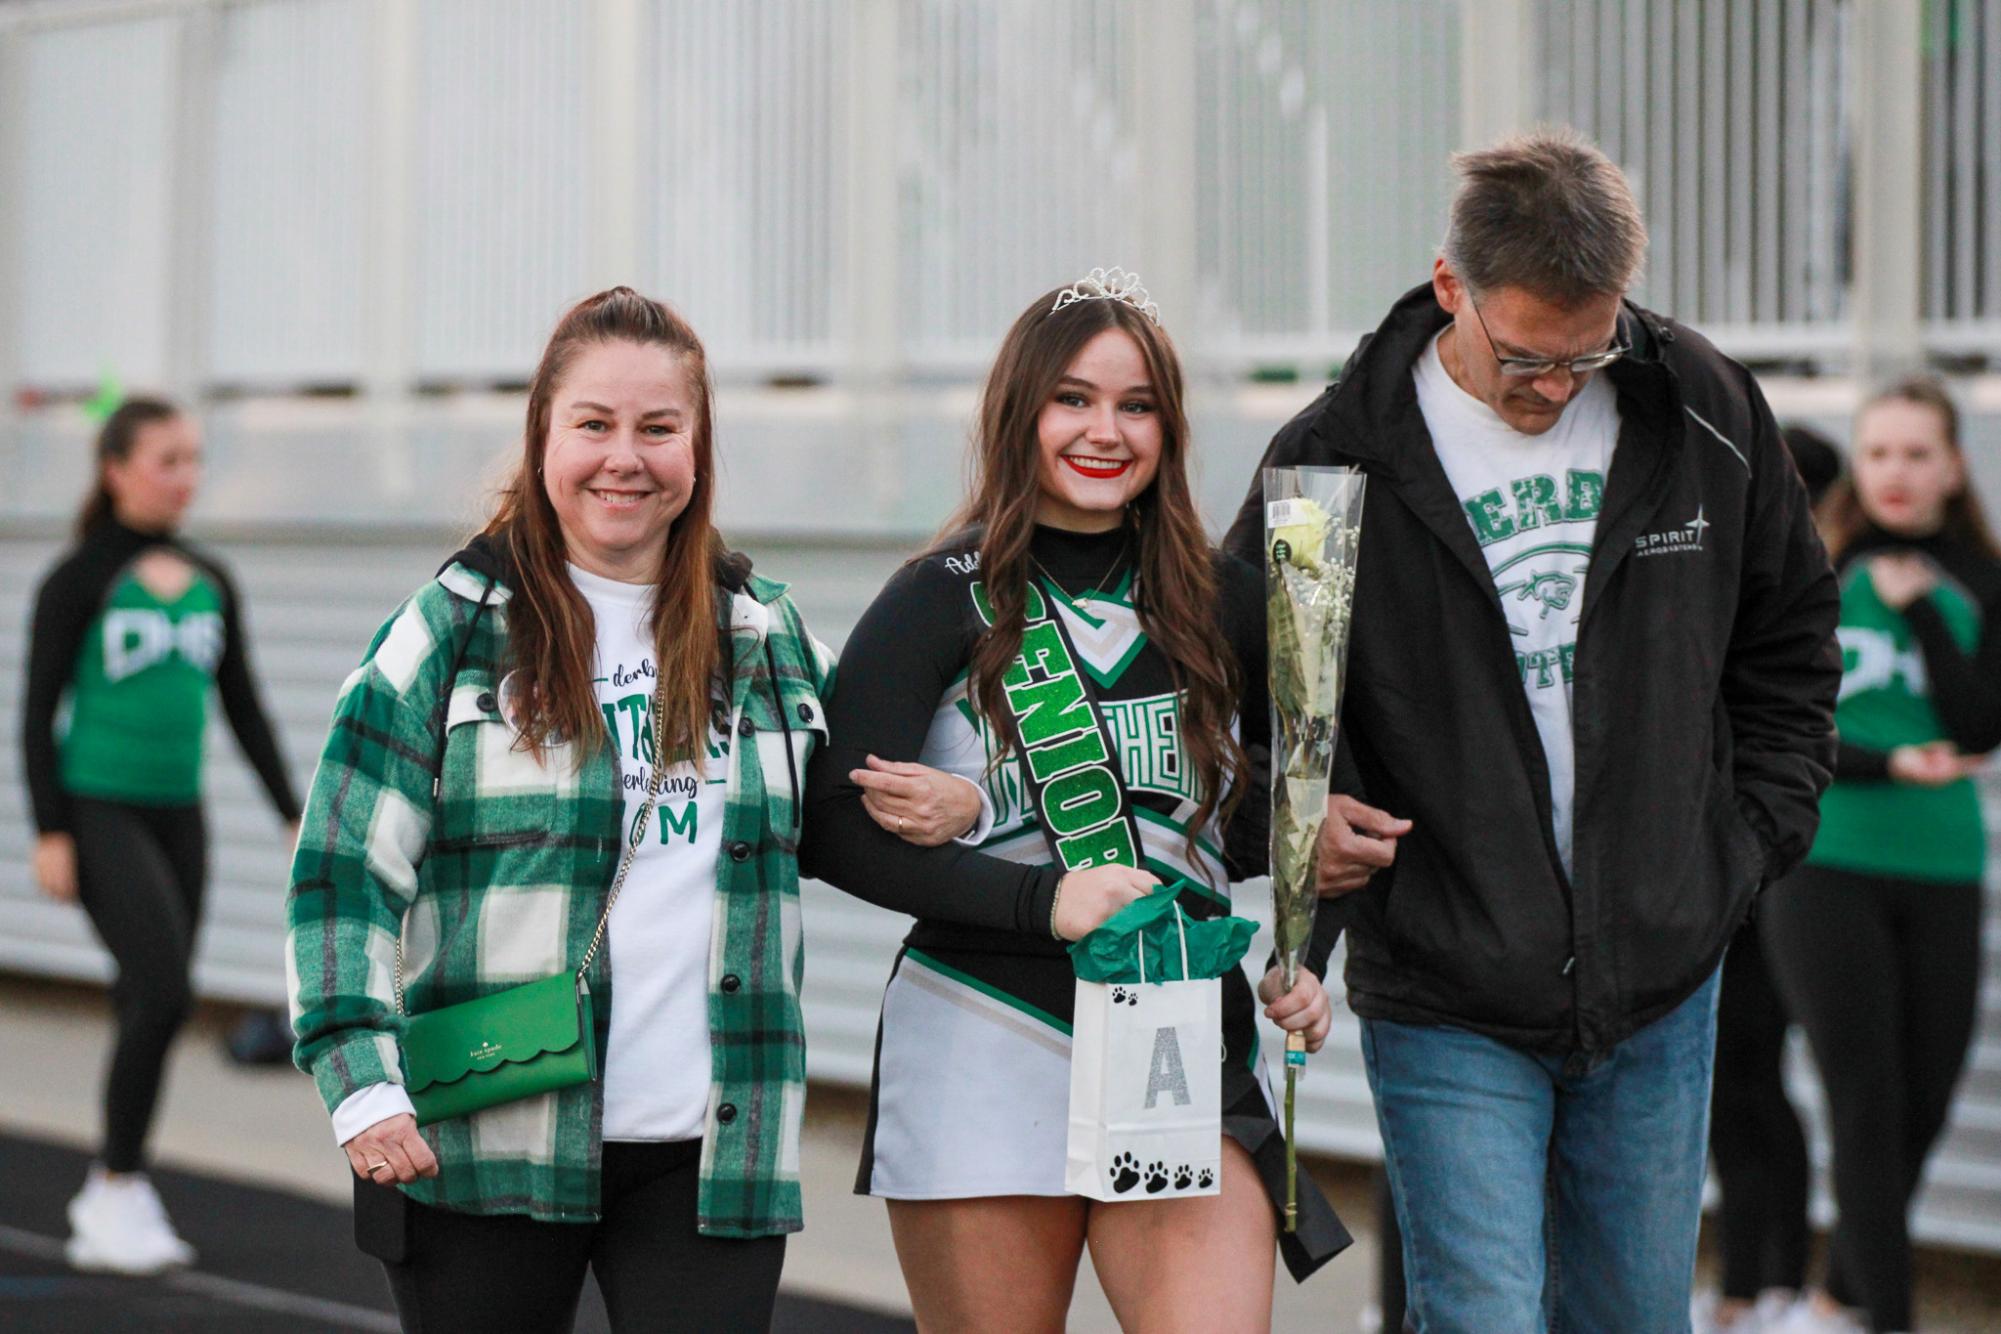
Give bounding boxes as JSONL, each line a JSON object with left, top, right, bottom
{"left": 1067, "top": 879, "right": 1259, "bottom": 984}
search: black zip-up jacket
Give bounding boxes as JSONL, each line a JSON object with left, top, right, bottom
{"left": 1223, "top": 284, "right": 1841, "bottom": 1054}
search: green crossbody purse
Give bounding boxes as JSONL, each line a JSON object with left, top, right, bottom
{"left": 396, "top": 676, "right": 668, "bottom": 1128}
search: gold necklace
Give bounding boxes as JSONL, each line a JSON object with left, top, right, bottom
{"left": 1031, "top": 537, "right": 1130, "bottom": 603}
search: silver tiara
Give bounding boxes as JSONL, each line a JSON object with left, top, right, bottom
{"left": 1050, "top": 265, "right": 1161, "bottom": 324}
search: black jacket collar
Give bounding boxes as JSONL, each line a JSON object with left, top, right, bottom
{"left": 1320, "top": 283, "right": 1679, "bottom": 478}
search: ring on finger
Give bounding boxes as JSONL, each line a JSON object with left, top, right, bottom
{"left": 366, "top": 1159, "right": 391, "bottom": 1173}
{"left": 897, "top": 815, "right": 906, "bottom": 833}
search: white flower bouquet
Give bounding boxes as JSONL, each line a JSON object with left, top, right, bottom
{"left": 1263, "top": 465, "right": 1366, "bottom": 1230}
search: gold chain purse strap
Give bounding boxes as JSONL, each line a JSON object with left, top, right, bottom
{"left": 396, "top": 680, "right": 669, "bottom": 1016}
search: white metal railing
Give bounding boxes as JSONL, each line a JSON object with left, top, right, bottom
{"left": 6, "top": 0, "right": 2001, "bottom": 399}
{"left": 1534, "top": 0, "right": 1852, "bottom": 346}
{"left": 207, "top": 0, "right": 368, "bottom": 387}
{"left": 894, "top": 0, "right": 1149, "bottom": 371}
{"left": 1192, "top": 0, "right": 1461, "bottom": 371}
{"left": 640, "top": 0, "right": 845, "bottom": 371}
{"left": 410, "top": 0, "right": 589, "bottom": 382}
{"left": 10, "top": 13, "right": 178, "bottom": 389}
{"left": 1921, "top": 0, "right": 2001, "bottom": 346}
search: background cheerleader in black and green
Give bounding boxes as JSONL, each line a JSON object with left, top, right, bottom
{"left": 21, "top": 398, "right": 299, "bottom": 1272}
{"left": 1759, "top": 377, "right": 2000, "bottom": 1334}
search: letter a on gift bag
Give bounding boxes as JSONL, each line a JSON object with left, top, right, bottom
{"left": 1066, "top": 904, "right": 1222, "bottom": 1201}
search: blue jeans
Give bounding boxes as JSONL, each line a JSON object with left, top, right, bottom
{"left": 1361, "top": 969, "right": 1722, "bottom": 1334}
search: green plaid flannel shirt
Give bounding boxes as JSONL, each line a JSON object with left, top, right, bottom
{"left": 287, "top": 560, "right": 831, "bottom": 1234}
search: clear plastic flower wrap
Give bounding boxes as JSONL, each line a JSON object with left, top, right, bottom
{"left": 1263, "top": 465, "right": 1366, "bottom": 1229}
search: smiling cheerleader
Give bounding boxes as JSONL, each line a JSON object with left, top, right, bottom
{"left": 802, "top": 270, "right": 1349, "bottom": 1332}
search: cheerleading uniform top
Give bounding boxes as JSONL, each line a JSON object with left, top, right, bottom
{"left": 1808, "top": 526, "right": 2001, "bottom": 884}
{"left": 24, "top": 514, "right": 300, "bottom": 831}
{"left": 804, "top": 522, "right": 1270, "bottom": 946}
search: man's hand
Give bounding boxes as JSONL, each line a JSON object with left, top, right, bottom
{"left": 342, "top": 1113, "right": 438, "bottom": 1185}
{"left": 1316, "top": 795, "right": 1412, "bottom": 897}
{"left": 1258, "top": 965, "right": 1333, "bottom": 1053}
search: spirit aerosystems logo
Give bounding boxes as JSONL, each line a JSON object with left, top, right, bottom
{"left": 1634, "top": 506, "right": 1711, "bottom": 558}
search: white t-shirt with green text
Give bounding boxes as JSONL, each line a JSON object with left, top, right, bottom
{"left": 1413, "top": 332, "right": 1619, "bottom": 877}
{"left": 570, "top": 563, "right": 729, "bottom": 1143}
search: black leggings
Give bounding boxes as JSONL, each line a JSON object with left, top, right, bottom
{"left": 1707, "top": 920, "right": 1810, "bottom": 1300}
{"left": 72, "top": 797, "right": 207, "bottom": 1175}
{"left": 1759, "top": 864, "right": 1983, "bottom": 1332}
{"left": 381, "top": 1141, "right": 786, "bottom": 1333}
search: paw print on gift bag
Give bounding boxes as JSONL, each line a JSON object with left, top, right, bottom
{"left": 1197, "top": 1167, "right": 1215, "bottom": 1189}
{"left": 1108, "top": 1151, "right": 1142, "bottom": 1194}
{"left": 1109, "top": 985, "right": 1138, "bottom": 1007}
{"left": 1143, "top": 1161, "right": 1170, "bottom": 1195}
{"left": 1172, "top": 1164, "right": 1193, "bottom": 1190}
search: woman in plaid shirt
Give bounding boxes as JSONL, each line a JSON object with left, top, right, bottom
{"left": 286, "top": 288, "right": 977, "bottom": 1331}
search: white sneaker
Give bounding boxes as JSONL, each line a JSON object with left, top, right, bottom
{"left": 1692, "top": 1289, "right": 1768, "bottom": 1334}
{"left": 65, "top": 1167, "right": 195, "bottom": 1274}
{"left": 124, "top": 1173, "right": 197, "bottom": 1266}
{"left": 1753, "top": 1290, "right": 1801, "bottom": 1328}
{"left": 1763, "top": 1295, "right": 1866, "bottom": 1334}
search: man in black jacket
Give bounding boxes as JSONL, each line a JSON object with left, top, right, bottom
{"left": 1224, "top": 132, "right": 1839, "bottom": 1333}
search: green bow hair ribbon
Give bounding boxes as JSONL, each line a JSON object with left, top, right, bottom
{"left": 82, "top": 369, "right": 124, "bottom": 423}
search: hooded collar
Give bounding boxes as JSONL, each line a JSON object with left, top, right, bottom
{"left": 1320, "top": 283, "right": 1678, "bottom": 478}
{"left": 1312, "top": 282, "right": 1689, "bottom": 641}
{"left": 435, "top": 527, "right": 759, "bottom": 608}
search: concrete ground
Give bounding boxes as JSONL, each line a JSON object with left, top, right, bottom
{"left": 0, "top": 976, "right": 1381, "bottom": 1331}
{"left": 8, "top": 973, "right": 1999, "bottom": 1332}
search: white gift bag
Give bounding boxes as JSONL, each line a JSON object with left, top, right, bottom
{"left": 1065, "top": 904, "right": 1223, "bottom": 1201}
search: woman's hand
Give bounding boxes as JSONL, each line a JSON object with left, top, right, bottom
{"left": 1868, "top": 553, "right": 1937, "bottom": 611}
{"left": 1258, "top": 964, "right": 1334, "bottom": 1054}
{"left": 33, "top": 832, "right": 78, "bottom": 903}
{"left": 853, "top": 755, "right": 983, "bottom": 846}
{"left": 1889, "top": 741, "right": 1974, "bottom": 787}
{"left": 1052, "top": 865, "right": 1159, "bottom": 941}
{"left": 342, "top": 1113, "right": 438, "bottom": 1185}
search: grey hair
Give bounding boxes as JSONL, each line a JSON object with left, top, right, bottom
{"left": 1441, "top": 128, "right": 1647, "bottom": 304}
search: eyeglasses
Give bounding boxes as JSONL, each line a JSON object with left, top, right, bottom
{"left": 1468, "top": 298, "right": 1629, "bottom": 379}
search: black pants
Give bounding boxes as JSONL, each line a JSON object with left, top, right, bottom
{"left": 72, "top": 797, "right": 207, "bottom": 1175}
{"left": 1376, "top": 1168, "right": 1411, "bottom": 1332}
{"left": 380, "top": 1141, "right": 786, "bottom": 1333}
{"left": 1707, "top": 920, "right": 1809, "bottom": 1300}
{"left": 1760, "top": 864, "right": 1983, "bottom": 1332}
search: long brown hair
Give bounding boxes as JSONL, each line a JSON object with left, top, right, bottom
{"left": 76, "top": 396, "right": 180, "bottom": 538}
{"left": 486, "top": 287, "right": 725, "bottom": 767}
{"left": 1820, "top": 375, "right": 2001, "bottom": 562}
{"left": 936, "top": 289, "right": 1247, "bottom": 849}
